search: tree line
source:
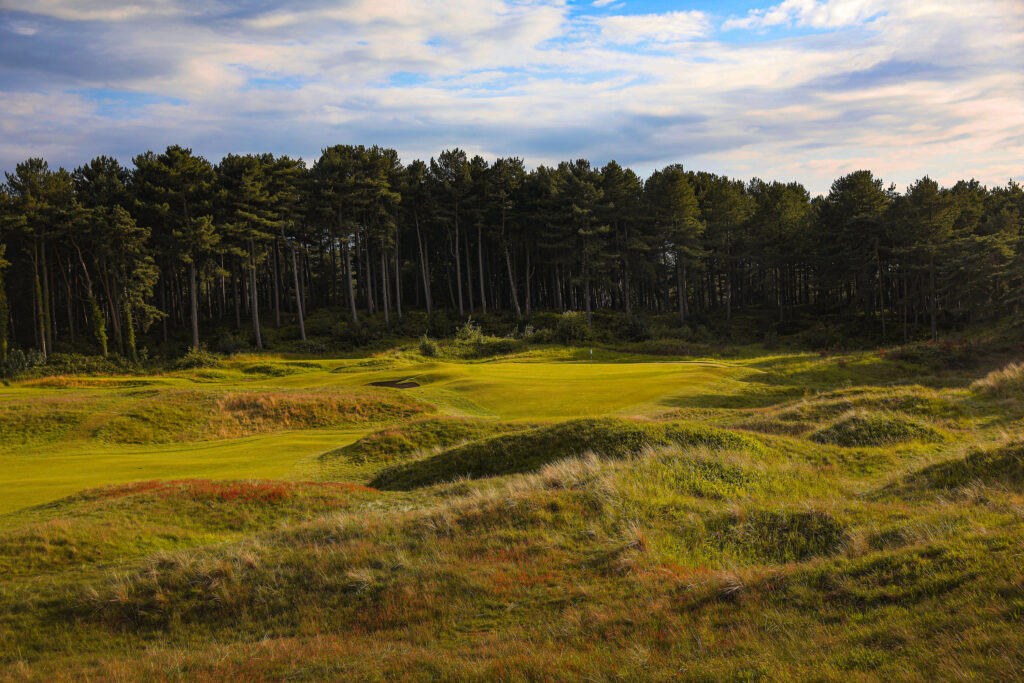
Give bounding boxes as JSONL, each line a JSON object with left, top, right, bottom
{"left": 1, "top": 144, "right": 1022, "bottom": 361}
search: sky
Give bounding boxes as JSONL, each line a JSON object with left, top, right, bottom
{"left": 0, "top": 0, "right": 1022, "bottom": 194}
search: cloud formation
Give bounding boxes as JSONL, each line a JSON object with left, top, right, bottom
{"left": 0, "top": 0, "right": 1021, "bottom": 192}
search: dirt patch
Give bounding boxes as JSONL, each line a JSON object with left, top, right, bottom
{"left": 367, "top": 379, "right": 420, "bottom": 389}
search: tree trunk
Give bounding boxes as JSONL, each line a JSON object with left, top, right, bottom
{"left": 929, "top": 250, "right": 937, "bottom": 342}
{"left": 584, "top": 251, "right": 592, "bottom": 326}
{"left": 393, "top": 231, "right": 402, "bottom": 319}
{"left": 272, "top": 241, "right": 281, "bottom": 328}
{"left": 56, "top": 251, "right": 75, "bottom": 344}
{"left": 477, "top": 225, "right": 486, "bottom": 314}
{"left": 290, "top": 241, "right": 306, "bottom": 341}
{"left": 454, "top": 205, "right": 464, "bottom": 316}
{"left": 249, "top": 240, "right": 262, "bottom": 350}
{"left": 525, "top": 249, "right": 532, "bottom": 316}
{"left": 464, "top": 228, "right": 474, "bottom": 314}
{"left": 876, "top": 240, "right": 886, "bottom": 343}
{"left": 233, "top": 262, "right": 242, "bottom": 330}
{"left": 344, "top": 238, "right": 358, "bottom": 324}
{"left": 414, "top": 212, "right": 431, "bottom": 316}
{"left": 32, "top": 240, "right": 47, "bottom": 358}
{"left": 380, "top": 247, "right": 390, "bottom": 325}
{"left": 189, "top": 260, "right": 200, "bottom": 350}
{"left": 677, "top": 256, "right": 687, "bottom": 324}
{"left": 505, "top": 245, "right": 521, "bottom": 318}
{"left": 160, "top": 272, "right": 169, "bottom": 344}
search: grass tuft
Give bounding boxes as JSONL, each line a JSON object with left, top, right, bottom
{"left": 895, "top": 441, "right": 1024, "bottom": 492}
{"left": 970, "top": 361, "right": 1024, "bottom": 398}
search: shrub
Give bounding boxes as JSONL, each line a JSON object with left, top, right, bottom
{"left": 618, "top": 315, "right": 652, "bottom": 342}
{"left": 216, "top": 332, "right": 250, "bottom": 355}
{"left": 291, "top": 338, "right": 331, "bottom": 354}
{"left": 419, "top": 334, "right": 439, "bottom": 357}
{"left": 455, "top": 318, "right": 484, "bottom": 345}
{"left": 886, "top": 340, "right": 976, "bottom": 370}
{"left": 0, "top": 348, "right": 45, "bottom": 378}
{"left": 173, "top": 347, "right": 223, "bottom": 370}
{"left": 555, "top": 311, "right": 592, "bottom": 345}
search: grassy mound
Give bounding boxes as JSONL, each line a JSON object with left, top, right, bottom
{"left": 0, "top": 399, "right": 90, "bottom": 448}
{"left": 704, "top": 509, "right": 847, "bottom": 563}
{"left": 971, "top": 362, "right": 1024, "bottom": 398}
{"left": 897, "top": 442, "right": 1024, "bottom": 492}
{"left": 775, "top": 387, "right": 962, "bottom": 423}
{"left": 371, "top": 418, "right": 764, "bottom": 490}
{"left": 97, "top": 389, "right": 432, "bottom": 443}
{"left": 0, "top": 480, "right": 378, "bottom": 576}
{"left": 808, "top": 411, "right": 942, "bottom": 447}
{"left": 320, "top": 417, "right": 531, "bottom": 465}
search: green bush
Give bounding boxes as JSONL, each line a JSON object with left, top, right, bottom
{"left": 173, "top": 347, "right": 223, "bottom": 370}
{"left": 885, "top": 340, "right": 976, "bottom": 370}
{"left": 419, "top": 334, "right": 439, "bottom": 357}
{"left": 455, "top": 318, "right": 484, "bottom": 345}
{"left": 216, "top": 332, "right": 250, "bottom": 355}
{"left": 618, "top": 315, "right": 652, "bottom": 342}
{"left": 0, "top": 348, "right": 45, "bottom": 378}
{"left": 555, "top": 312, "right": 592, "bottom": 345}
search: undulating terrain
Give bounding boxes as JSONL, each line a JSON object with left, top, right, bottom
{"left": 1, "top": 341, "right": 1023, "bottom": 680}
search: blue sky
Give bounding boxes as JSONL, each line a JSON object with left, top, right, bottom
{"left": 0, "top": 0, "right": 1022, "bottom": 193}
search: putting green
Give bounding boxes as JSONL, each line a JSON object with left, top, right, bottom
{"left": 269, "top": 359, "right": 745, "bottom": 419}
{"left": 1, "top": 357, "right": 742, "bottom": 513}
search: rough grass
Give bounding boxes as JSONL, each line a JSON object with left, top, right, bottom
{"left": 371, "top": 417, "right": 764, "bottom": 490}
{"left": 895, "top": 441, "right": 1024, "bottom": 492}
{"left": 0, "top": 480, "right": 377, "bottom": 577}
{"left": 96, "top": 389, "right": 432, "bottom": 443}
{"left": 0, "top": 399, "right": 91, "bottom": 448}
{"left": 775, "top": 386, "right": 963, "bottom": 422}
{"left": 2, "top": 345, "right": 1024, "bottom": 679}
{"left": 808, "top": 410, "right": 943, "bottom": 447}
{"left": 320, "top": 417, "right": 531, "bottom": 466}
{"left": 703, "top": 509, "right": 847, "bottom": 563}
{"left": 971, "top": 361, "right": 1024, "bottom": 398}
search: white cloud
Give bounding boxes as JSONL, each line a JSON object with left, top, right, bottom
{"left": 723, "top": 0, "right": 885, "bottom": 30}
{"left": 0, "top": 0, "right": 1022, "bottom": 192}
{"left": 599, "top": 11, "right": 709, "bottom": 43}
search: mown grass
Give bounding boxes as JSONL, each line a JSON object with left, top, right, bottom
{"left": 0, "top": 343, "right": 1022, "bottom": 680}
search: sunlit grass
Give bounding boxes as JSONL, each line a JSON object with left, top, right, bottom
{"left": 0, "top": 343, "right": 1022, "bottom": 679}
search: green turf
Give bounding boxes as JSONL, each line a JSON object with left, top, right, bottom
{"left": 0, "top": 353, "right": 743, "bottom": 512}
{"left": 1, "top": 346, "right": 1023, "bottom": 679}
